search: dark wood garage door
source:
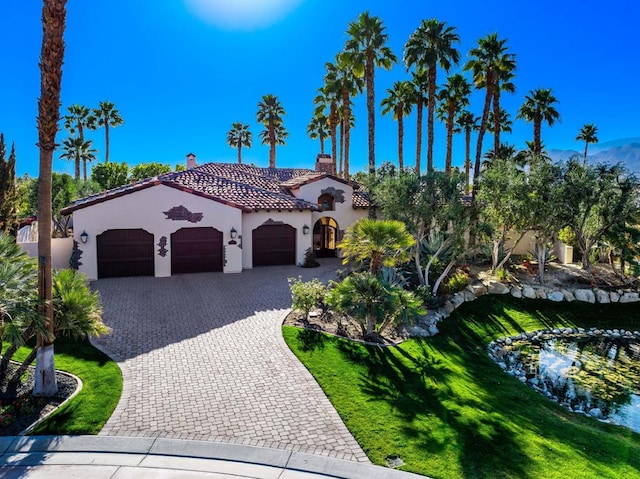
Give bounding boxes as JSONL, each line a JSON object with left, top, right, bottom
{"left": 97, "top": 229, "right": 154, "bottom": 278}
{"left": 171, "top": 227, "right": 223, "bottom": 274}
{"left": 252, "top": 224, "right": 296, "bottom": 266}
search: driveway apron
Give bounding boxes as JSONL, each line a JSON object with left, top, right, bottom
{"left": 92, "top": 260, "right": 368, "bottom": 462}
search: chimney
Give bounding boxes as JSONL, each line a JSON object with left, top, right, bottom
{"left": 314, "top": 154, "right": 333, "bottom": 174}
{"left": 186, "top": 152, "right": 196, "bottom": 169}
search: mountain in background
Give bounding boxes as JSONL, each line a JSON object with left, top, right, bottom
{"left": 548, "top": 138, "right": 640, "bottom": 174}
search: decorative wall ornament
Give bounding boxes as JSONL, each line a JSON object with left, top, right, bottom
{"left": 321, "top": 187, "right": 345, "bottom": 203}
{"left": 158, "top": 236, "right": 168, "bottom": 257}
{"left": 69, "top": 240, "right": 83, "bottom": 270}
{"left": 262, "top": 218, "right": 285, "bottom": 225}
{"left": 163, "top": 205, "right": 203, "bottom": 223}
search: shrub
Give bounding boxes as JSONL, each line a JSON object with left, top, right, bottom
{"left": 558, "top": 226, "right": 576, "bottom": 246}
{"left": 495, "top": 267, "right": 511, "bottom": 283}
{"left": 442, "top": 269, "right": 470, "bottom": 294}
{"left": 288, "top": 277, "right": 325, "bottom": 318}
{"left": 301, "top": 248, "right": 320, "bottom": 268}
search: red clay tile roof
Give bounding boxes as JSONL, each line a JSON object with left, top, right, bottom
{"left": 61, "top": 162, "right": 370, "bottom": 214}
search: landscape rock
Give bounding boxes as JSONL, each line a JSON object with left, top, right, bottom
{"left": 444, "top": 300, "right": 455, "bottom": 314}
{"left": 610, "top": 291, "right": 620, "bottom": 303}
{"left": 510, "top": 286, "right": 522, "bottom": 298}
{"left": 561, "top": 289, "right": 575, "bottom": 302}
{"left": 522, "top": 286, "right": 536, "bottom": 299}
{"left": 467, "top": 284, "right": 487, "bottom": 297}
{"left": 438, "top": 307, "right": 450, "bottom": 319}
{"left": 406, "top": 325, "right": 432, "bottom": 337}
{"left": 535, "top": 288, "right": 547, "bottom": 299}
{"left": 574, "top": 289, "right": 596, "bottom": 303}
{"left": 427, "top": 324, "right": 439, "bottom": 336}
{"left": 451, "top": 292, "right": 466, "bottom": 308}
{"left": 547, "top": 290, "right": 564, "bottom": 302}
{"left": 464, "top": 290, "right": 476, "bottom": 302}
{"left": 594, "top": 289, "right": 610, "bottom": 304}
{"left": 488, "top": 281, "right": 510, "bottom": 295}
{"left": 620, "top": 292, "right": 640, "bottom": 303}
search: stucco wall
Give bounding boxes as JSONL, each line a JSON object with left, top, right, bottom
{"left": 71, "top": 184, "right": 243, "bottom": 280}
{"left": 19, "top": 237, "right": 74, "bottom": 270}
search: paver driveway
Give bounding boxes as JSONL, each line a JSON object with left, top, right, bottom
{"left": 92, "top": 259, "right": 368, "bottom": 462}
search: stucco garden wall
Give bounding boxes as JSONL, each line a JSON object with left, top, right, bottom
{"left": 71, "top": 184, "right": 243, "bottom": 280}
{"left": 19, "top": 237, "right": 74, "bottom": 270}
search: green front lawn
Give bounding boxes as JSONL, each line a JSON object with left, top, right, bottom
{"left": 6, "top": 338, "right": 121, "bottom": 435}
{"left": 283, "top": 296, "right": 640, "bottom": 479}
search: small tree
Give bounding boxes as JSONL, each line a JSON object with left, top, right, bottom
{"left": 288, "top": 277, "right": 325, "bottom": 319}
{"left": 28, "top": 173, "right": 77, "bottom": 237}
{"left": 91, "top": 162, "right": 129, "bottom": 190}
{"left": 130, "top": 162, "right": 172, "bottom": 180}
{"left": 0, "top": 136, "right": 19, "bottom": 235}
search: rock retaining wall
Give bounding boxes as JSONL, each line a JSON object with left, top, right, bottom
{"left": 405, "top": 281, "right": 640, "bottom": 338}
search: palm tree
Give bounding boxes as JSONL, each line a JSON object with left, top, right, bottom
{"left": 576, "top": 123, "right": 598, "bottom": 164}
{"left": 436, "top": 73, "right": 470, "bottom": 174}
{"left": 59, "top": 137, "right": 97, "bottom": 181}
{"left": 381, "top": 80, "right": 413, "bottom": 170}
{"left": 408, "top": 69, "right": 428, "bottom": 173}
{"left": 456, "top": 110, "right": 479, "bottom": 195}
{"left": 314, "top": 86, "right": 340, "bottom": 173}
{"left": 257, "top": 94, "right": 287, "bottom": 168}
{"left": 517, "top": 88, "right": 560, "bottom": 156}
{"left": 306, "top": 114, "right": 329, "bottom": 156}
{"left": 337, "top": 100, "right": 357, "bottom": 178}
{"left": 343, "top": 11, "right": 397, "bottom": 177}
{"left": 226, "top": 122, "right": 252, "bottom": 164}
{"left": 404, "top": 19, "right": 460, "bottom": 171}
{"left": 62, "top": 104, "right": 92, "bottom": 141}
{"left": 487, "top": 108, "right": 513, "bottom": 135}
{"left": 90, "top": 101, "right": 123, "bottom": 163}
{"left": 464, "top": 33, "right": 516, "bottom": 198}
{"left": 326, "top": 55, "right": 364, "bottom": 178}
{"left": 35, "top": 0, "right": 67, "bottom": 397}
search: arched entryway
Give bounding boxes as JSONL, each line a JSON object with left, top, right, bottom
{"left": 313, "top": 217, "right": 338, "bottom": 258}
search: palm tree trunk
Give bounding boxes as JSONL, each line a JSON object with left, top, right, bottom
{"left": 427, "top": 65, "right": 436, "bottom": 172}
{"left": 83, "top": 158, "right": 87, "bottom": 181}
{"left": 104, "top": 122, "right": 110, "bottom": 163}
{"left": 366, "top": 53, "right": 376, "bottom": 176}
{"left": 8, "top": 347, "right": 38, "bottom": 388}
{"left": 330, "top": 103, "right": 338, "bottom": 172}
{"left": 269, "top": 121, "right": 276, "bottom": 168}
{"left": 493, "top": 88, "right": 501, "bottom": 155}
{"left": 473, "top": 86, "right": 493, "bottom": 200}
{"left": 344, "top": 122, "right": 351, "bottom": 180}
{"left": 583, "top": 143, "right": 588, "bottom": 165}
{"left": 74, "top": 152, "right": 80, "bottom": 180}
{"left": 339, "top": 120, "right": 344, "bottom": 176}
{"left": 238, "top": 143, "right": 242, "bottom": 164}
{"left": 464, "top": 128, "right": 471, "bottom": 195}
{"left": 398, "top": 107, "right": 404, "bottom": 171}
{"left": 415, "top": 98, "right": 423, "bottom": 174}
{"left": 534, "top": 117, "right": 542, "bottom": 156}
{"left": 320, "top": 134, "right": 325, "bottom": 156}
{"left": 445, "top": 106, "right": 454, "bottom": 174}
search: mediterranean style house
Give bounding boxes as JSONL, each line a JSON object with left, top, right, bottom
{"left": 60, "top": 155, "right": 369, "bottom": 280}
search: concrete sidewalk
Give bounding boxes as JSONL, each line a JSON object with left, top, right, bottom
{"left": 0, "top": 436, "right": 429, "bottom": 478}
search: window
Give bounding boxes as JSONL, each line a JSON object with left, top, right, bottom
{"left": 318, "top": 193, "right": 334, "bottom": 211}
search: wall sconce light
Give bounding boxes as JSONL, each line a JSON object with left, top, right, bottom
{"left": 230, "top": 227, "right": 238, "bottom": 239}
{"left": 80, "top": 231, "right": 89, "bottom": 244}
{"left": 302, "top": 225, "right": 310, "bottom": 235}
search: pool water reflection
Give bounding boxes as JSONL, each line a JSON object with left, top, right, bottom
{"left": 491, "top": 335, "right": 640, "bottom": 433}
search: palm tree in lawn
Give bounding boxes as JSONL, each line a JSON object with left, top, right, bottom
{"left": 326, "top": 55, "right": 364, "bottom": 178}
{"left": 436, "top": 73, "right": 471, "bottom": 174}
{"left": 404, "top": 19, "right": 460, "bottom": 172}
{"left": 517, "top": 88, "right": 560, "bottom": 156}
{"left": 59, "top": 137, "right": 97, "bottom": 181}
{"left": 464, "top": 33, "right": 516, "bottom": 198}
{"left": 343, "top": 11, "right": 397, "bottom": 178}
{"left": 306, "top": 114, "right": 329, "bottom": 156}
{"left": 226, "top": 122, "right": 252, "bottom": 164}
{"left": 381, "top": 80, "right": 413, "bottom": 170}
{"left": 257, "top": 94, "right": 287, "bottom": 168}
{"left": 407, "top": 69, "right": 428, "bottom": 173}
{"left": 62, "top": 104, "right": 92, "bottom": 142}
{"left": 456, "top": 110, "right": 479, "bottom": 195}
{"left": 314, "top": 86, "right": 340, "bottom": 173}
{"left": 35, "top": 0, "right": 67, "bottom": 397}
{"left": 90, "top": 101, "right": 123, "bottom": 163}
{"left": 576, "top": 123, "right": 598, "bottom": 165}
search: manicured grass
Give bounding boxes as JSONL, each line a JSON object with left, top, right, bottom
{"left": 283, "top": 296, "right": 640, "bottom": 479}
{"left": 6, "top": 338, "right": 121, "bottom": 435}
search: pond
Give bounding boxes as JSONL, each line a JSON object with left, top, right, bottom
{"left": 488, "top": 329, "right": 640, "bottom": 433}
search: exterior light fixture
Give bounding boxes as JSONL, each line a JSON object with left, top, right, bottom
{"left": 230, "top": 227, "right": 238, "bottom": 239}
{"left": 302, "top": 225, "right": 310, "bottom": 235}
{"left": 80, "top": 231, "right": 89, "bottom": 244}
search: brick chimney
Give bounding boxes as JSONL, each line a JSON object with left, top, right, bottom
{"left": 186, "top": 152, "right": 196, "bottom": 169}
{"left": 314, "top": 154, "right": 333, "bottom": 174}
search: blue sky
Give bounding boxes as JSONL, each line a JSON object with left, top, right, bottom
{"left": 2, "top": 0, "right": 639, "bottom": 178}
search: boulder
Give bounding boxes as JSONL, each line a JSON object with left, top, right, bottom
{"left": 488, "top": 281, "right": 510, "bottom": 295}
{"left": 438, "top": 307, "right": 450, "bottom": 319}
{"left": 427, "top": 324, "right": 440, "bottom": 336}
{"left": 406, "top": 325, "right": 432, "bottom": 337}
{"left": 451, "top": 292, "right": 466, "bottom": 308}
{"left": 444, "top": 300, "right": 455, "bottom": 314}
{"left": 467, "top": 284, "right": 487, "bottom": 297}
{"left": 610, "top": 291, "right": 620, "bottom": 303}
{"left": 464, "top": 290, "right": 476, "bottom": 302}
{"left": 561, "top": 289, "right": 575, "bottom": 302}
{"left": 594, "top": 289, "right": 610, "bottom": 304}
{"left": 510, "top": 285, "right": 522, "bottom": 298}
{"left": 547, "top": 290, "right": 564, "bottom": 302}
{"left": 522, "top": 286, "right": 536, "bottom": 299}
{"left": 535, "top": 288, "right": 547, "bottom": 299}
{"left": 574, "top": 289, "right": 596, "bottom": 303}
{"left": 620, "top": 292, "right": 640, "bottom": 303}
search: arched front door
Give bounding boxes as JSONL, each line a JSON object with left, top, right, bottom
{"left": 313, "top": 217, "right": 338, "bottom": 258}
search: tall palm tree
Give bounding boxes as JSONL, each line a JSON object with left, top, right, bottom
{"left": 464, "top": 33, "right": 516, "bottom": 198}
{"left": 337, "top": 99, "right": 357, "bottom": 178}
{"left": 517, "top": 88, "right": 560, "bottom": 156}
{"left": 436, "top": 73, "right": 470, "bottom": 174}
{"left": 35, "top": 0, "right": 67, "bottom": 397}
{"left": 306, "top": 114, "right": 329, "bottom": 156}
{"left": 62, "top": 104, "right": 92, "bottom": 141}
{"left": 456, "top": 110, "right": 478, "bottom": 195}
{"left": 381, "top": 80, "right": 413, "bottom": 170}
{"left": 314, "top": 86, "right": 339, "bottom": 172}
{"left": 90, "top": 100, "right": 123, "bottom": 163}
{"left": 576, "top": 123, "right": 598, "bottom": 164}
{"left": 343, "top": 11, "right": 397, "bottom": 177}
{"left": 256, "top": 94, "right": 287, "bottom": 168}
{"left": 326, "top": 56, "right": 363, "bottom": 178}
{"left": 487, "top": 108, "right": 513, "bottom": 135}
{"left": 408, "top": 69, "right": 428, "bottom": 173}
{"left": 491, "top": 65, "right": 515, "bottom": 155}
{"left": 226, "top": 122, "right": 252, "bottom": 164}
{"left": 59, "top": 137, "right": 97, "bottom": 181}
{"left": 404, "top": 19, "right": 460, "bottom": 171}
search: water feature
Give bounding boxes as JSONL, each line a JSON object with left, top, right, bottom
{"left": 488, "top": 330, "right": 640, "bottom": 433}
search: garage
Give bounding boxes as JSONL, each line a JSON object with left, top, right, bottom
{"left": 97, "top": 229, "right": 155, "bottom": 278}
{"left": 171, "top": 227, "right": 223, "bottom": 274}
{"left": 252, "top": 224, "right": 296, "bottom": 266}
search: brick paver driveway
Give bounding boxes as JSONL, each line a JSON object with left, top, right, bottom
{"left": 92, "top": 259, "right": 368, "bottom": 462}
